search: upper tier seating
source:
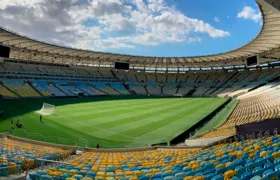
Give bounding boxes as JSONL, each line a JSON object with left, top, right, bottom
{"left": 30, "top": 135, "right": 280, "bottom": 180}
{"left": 1, "top": 63, "right": 280, "bottom": 98}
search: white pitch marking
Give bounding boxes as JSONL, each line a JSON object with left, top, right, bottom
{"left": 57, "top": 114, "right": 136, "bottom": 140}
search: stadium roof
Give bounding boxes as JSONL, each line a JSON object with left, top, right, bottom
{"left": 0, "top": 0, "right": 280, "bottom": 69}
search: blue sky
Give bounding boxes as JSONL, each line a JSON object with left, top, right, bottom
{"left": 0, "top": 0, "right": 262, "bottom": 57}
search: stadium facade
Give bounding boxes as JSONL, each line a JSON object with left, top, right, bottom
{"left": 1, "top": 1, "right": 280, "bottom": 180}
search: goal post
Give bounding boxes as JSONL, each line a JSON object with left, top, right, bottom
{"left": 36, "top": 103, "right": 56, "bottom": 115}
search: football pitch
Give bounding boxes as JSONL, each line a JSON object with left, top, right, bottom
{"left": 0, "top": 96, "right": 227, "bottom": 148}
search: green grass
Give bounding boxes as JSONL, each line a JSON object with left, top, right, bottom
{"left": 0, "top": 96, "right": 227, "bottom": 148}
{"left": 193, "top": 99, "right": 239, "bottom": 137}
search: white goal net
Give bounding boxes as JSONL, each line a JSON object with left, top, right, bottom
{"left": 36, "top": 103, "right": 56, "bottom": 115}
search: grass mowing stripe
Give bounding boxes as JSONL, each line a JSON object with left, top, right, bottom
{"left": 105, "top": 99, "right": 202, "bottom": 134}
{"left": 131, "top": 99, "right": 226, "bottom": 143}
{"left": 78, "top": 100, "right": 177, "bottom": 125}
{"left": 194, "top": 99, "right": 238, "bottom": 136}
{"left": 63, "top": 99, "right": 197, "bottom": 139}
{"left": 59, "top": 98, "right": 176, "bottom": 118}
{"left": 57, "top": 98, "right": 181, "bottom": 112}
{"left": 120, "top": 99, "right": 219, "bottom": 139}
{"left": 56, "top": 114, "right": 137, "bottom": 140}
{"left": 0, "top": 97, "right": 228, "bottom": 148}
{"left": 93, "top": 98, "right": 198, "bottom": 129}
{"left": 164, "top": 99, "right": 227, "bottom": 140}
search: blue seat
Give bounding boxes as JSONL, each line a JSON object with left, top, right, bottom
{"left": 41, "top": 175, "right": 53, "bottom": 180}
{"left": 231, "top": 177, "right": 240, "bottom": 180}
{"left": 275, "top": 158, "right": 280, "bottom": 166}
{"left": 235, "top": 166, "right": 246, "bottom": 177}
{"left": 140, "top": 176, "right": 149, "bottom": 180}
{"left": 152, "top": 173, "right": 162, "bottom": 179}
{"left": 185, "top": 171, "right": 195, "bottom": 176}
{"left": 87, "top": 171, "right": 96, "bottom": 178}
{"left": 205, "top": 173, "right": 215, "bottom": 180}
{"left": 250, "top": 175, "right": 262, "bottom": 180}
{"left": 241, "top": 172, "right": 253, "bottom": 180}
{"left": 174, "top": 172, "right": 185, "bottom": 178}
{"left": 252, "top": 167, "right": 265, "bottom": 176}
{"left": 255, "top": 158, "right": 266, "bottom": 167}
{"left": 211, "top": 175, "right": 224, "bottom": 180}
{"left": 162, "top": 172, "right": 172, "bottom": 178}
{"left": 174, "top": 178, "right": 183, "bottom": 180}
{"left": 264, "top": 162, "right": 275, "bottom": 170}
{"left": 183, "top": 168, "right": 192, "bottom": 172}
{"left": 163, "top": 176, "right": 174, "bottom": 180}
{"left": 263, "top": 169, "right": 277, "bottom": 180}
{"left": 0, "top": 164, "right": 8, "bottom": 176}
{"left": 245, "top": 161, "right": 255, "bottom": 170}
{"left": 216, "top": 167, "right": 227, "bottom": 174}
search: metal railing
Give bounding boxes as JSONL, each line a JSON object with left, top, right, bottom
{"left": 0, "top": 164, "right": 22, "bottom": 179}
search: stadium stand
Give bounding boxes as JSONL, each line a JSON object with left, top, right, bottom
{"left": 26, "top": 135, "right": 280, "bottom": 180}
{"left": 203, "top": 83, "right": 280, "bottom": 138}
{"left": 0, "top": 84, "right": 17, "bottom": 98}
{"left": 90, "top": 82, "right": 120, "bottom": 95}
{"left": 52, "top": 81, "right": 84, "bottom": 96}
{"left": 1, "top": 80, "right": 40, "bottom": 97}
{"left": 0, "top": 136, "right": 72, "bottom": 179}
{"left": 128, "top": 84, "right": 147, "bottom": 95}
{"left": 73, "top": 82, "right": 105, "bottom": 96}
{"left": 109, "top": 83, "right": 130, "bottom": 95}
{"left": 2, "top": 1, "right": 280, "bottom": 179}
{"left": 146, "top": 84, "right": 162, "bottom": 96}
{"left": 31, "top": 80, "right": 53, "bottom": 97}
{"left": 162, "top": 84, "right": 178, "bottom": 95}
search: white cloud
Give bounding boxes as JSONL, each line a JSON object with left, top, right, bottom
{"left": 237, "top": 6, "right": 262, "bottom": 22}
{"left": 214, "top": 17, "right": 220, "bottom": 23}
{"left": 0, "top": 0, "right": 230, "bottom": 52}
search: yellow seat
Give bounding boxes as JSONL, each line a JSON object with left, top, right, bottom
{"left": 129, "top": 177, "right": 139, "bottom": 180}
{"left": 97, "top": 172, "right": 106, "bottom": 178}
{"left": 152, "top": 169, "right": 161, "bottom": 174}
{"left": 224, "top": 170, "right": 236, "bottom": 180}
{"left": 273, "top": 152, "right": 280, "bottom": 160}
{"left": 193, "top": 176, "right": 205, "bottom": 180}
{"left": 82, "top": 178, "right": 93, "bottom": 180}
{"left": 192, "top": 164, "right": 200, "bottom": 170}
{"left": 184, "top": 176, "right": 194, "bottom": 180}
{"left": 260, "top": 151, "right": 268, "bottom": 158}
{"left": 134, "top": 171, "right": 143, "bottom": 176}
{"left": 125, "top": 171, "right": 134, "bottom": 177}
{"left": 215, "top": 164, "right": 225, "bottom": 169}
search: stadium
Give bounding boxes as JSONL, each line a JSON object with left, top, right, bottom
{"left": 1, "top": 0, "right": 280, "bottom": 179}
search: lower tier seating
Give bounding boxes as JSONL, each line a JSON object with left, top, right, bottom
{"left": 29, "top": 135, "right": 280, "bottom": 180}
{"left": 2, "top": 80, "right": 40, "bottom": 97}
{"left": 0, "top": 138, "right": 71, "bottom": 176}
{"left": 203, "top": 85, "right": 280, "bottom": 138}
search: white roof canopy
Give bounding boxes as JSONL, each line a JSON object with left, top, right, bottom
{"left": 1, "top": 1, "right": 280, "bottom": 68}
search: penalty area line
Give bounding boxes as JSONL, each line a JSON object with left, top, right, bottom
{"left": 56, "top": 114, "right": 136, "bottom": 140}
